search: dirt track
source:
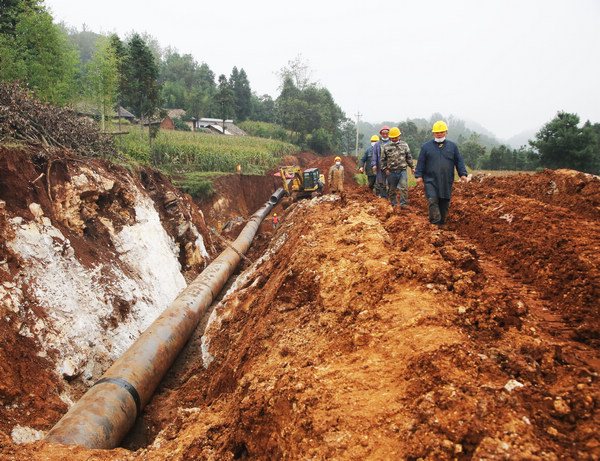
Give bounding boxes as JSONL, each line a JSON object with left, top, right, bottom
{"left": 1, "top": 154, "right": 600, "bottom": 460}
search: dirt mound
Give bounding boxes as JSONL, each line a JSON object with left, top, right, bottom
{"left": 122, "top": 173, "right": 600, "bottom": 460}
{"left": 2, "top": 166, "right": 600, "bottom": 460}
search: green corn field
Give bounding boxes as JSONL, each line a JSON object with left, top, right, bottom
{"left": 120, "top": 126, "right": 299, "bottom": 174}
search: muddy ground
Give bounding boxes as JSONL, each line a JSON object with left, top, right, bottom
{"left": 1, "top": 152, "right": 600, "bottom": 460}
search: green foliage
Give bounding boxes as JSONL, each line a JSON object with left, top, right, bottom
{"left": 276, "top": 77, "right": 344, "bottom": 141}
{"left": 308, "top": 128, "right": 332, "bottom": 154}
{"left": 238, "top": 120, "right": 287, "bottom": 141}
{"left": 275, "top": 59, "right": 345, "bottom": 149}
{"left": 479, "top": 144, "right": 539, "bottom": 171}
{"left": 66, "top": 26, "right": 103, "bottom": 66}
{"left": 84, "top": 36, "right": 120, "bottom": 131}
{"left": 355, "top": 173, "right": 367, "bottom": 186}
{"left": 399, "top": 120, "right": 430, "bottom": 155}
{"left": 169, "top": 172, "right": 215, "bottom": 199}
{"left": 459, "top": 133, "right": 487, "bottom": 169}
{"left": 530, "top": 111, "right": 599, "bottom": 174}
{"left": 214, "top": 74, "right": 236, "bottom": 122}
{"left": 123, "top": 34, "right": 161, "bottom": 119}
{"left": 159, "top": 50, "right": 217, "bottom": 119}
{"left": 0, "top": 2, "right": 79, "bottom": 105}
{"left": 120, "top": 126, "right": 298, "bottom": 173}
{"left": 339, "top": 119, "right": 357, "bottom": 156}
{"left": 230, "top": 67, "right": 251, "bottom": 122}
{"left": 173, "top": 117, "right": 191, "bottom": 131}
{"left": 250, "top": 94, "right": 276, "bottom": 123}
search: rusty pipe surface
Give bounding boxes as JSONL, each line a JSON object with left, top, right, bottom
{"left": 45, "top": 197, "right": 277, "bottom": 449}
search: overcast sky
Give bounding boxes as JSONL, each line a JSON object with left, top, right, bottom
{"left": 44, "top": 0, "right": 600, "bottom": 141}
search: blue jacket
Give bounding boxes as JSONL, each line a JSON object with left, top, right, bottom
{"left": 360, "top": 146, "right": 374, "bottom": 176}
{"left": 371, "top": 139, "right": 391, "bottom": 183}
{"left": 414, "top": 139, "right": 468, "bottom": 199}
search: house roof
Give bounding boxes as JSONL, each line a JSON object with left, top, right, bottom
{"left": 207, "top": 124, "right": 232, "bottom": 135}
{"left": 196, "top": 118, "right": 247, "bottom": 136}
{"left": 166, "top": 109, "right": 186, "bottom": 119}
{"left": 118, "top": 107, "right": 136, "bottom": 119}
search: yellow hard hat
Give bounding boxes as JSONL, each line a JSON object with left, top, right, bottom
{"left": 274, "top": 213, "right": 277, "bottom": 216}
{"left": 432, "top": 121, "right": 448, "bottom": 132}
{"left": 335, "top": 156, "right": 341, "bottom": 162}
{"left": 389, "top": 127, "right": 401, "bottom": 138}
{"left": 370, "top": 135, "right": 379, "bottom": 142}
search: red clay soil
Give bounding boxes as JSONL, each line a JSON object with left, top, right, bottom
{"left": 2, "top": 155, "right": 600, "bottom": 460}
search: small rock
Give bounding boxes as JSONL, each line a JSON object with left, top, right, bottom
{"left": 553, "top": 397, "right": 570, "bottom": 415}
{"left": 28, "top": 202, "right": 43, "bottom": 221}
{"left": 504, "top": 379, "right": 524, "bottom": 392}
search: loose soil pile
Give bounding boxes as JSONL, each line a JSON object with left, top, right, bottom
{"left": 1, "top": 154, "right": 600, "bottom": 460}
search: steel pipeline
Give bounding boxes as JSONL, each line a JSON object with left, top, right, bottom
{"left": 46, "top": 189, "right": 284, "bottom": 448}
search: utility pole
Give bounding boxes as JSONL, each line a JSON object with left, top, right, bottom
{"left": 355, "top": 111, "right": 361, "bottom": 161}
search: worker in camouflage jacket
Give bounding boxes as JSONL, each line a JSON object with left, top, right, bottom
{"left": 380, "top": 127, "right": 415, "bottom": 207}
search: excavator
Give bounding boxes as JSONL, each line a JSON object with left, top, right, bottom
{"left": 275, "top": 166, "right": 324, "bottom": 208}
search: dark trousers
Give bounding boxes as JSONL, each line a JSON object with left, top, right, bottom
{"left": 375, "top": 172, "right": 388, "bottom": 198}
{"left": 367, "top": 174, "right": 376, "bottom": 192}
{"left": 427, "top": 197, "right": 451, "bottom": 225}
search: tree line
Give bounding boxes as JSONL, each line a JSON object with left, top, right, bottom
{"left": 1, "top": 1, "right": 598, "bottom": 173}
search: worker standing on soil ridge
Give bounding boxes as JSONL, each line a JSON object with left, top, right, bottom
{"left": 371, "top": 126, "right": 391, "bottom": 198}
{"left": 359, "top": 135, "right": 379, "bottom": 193}
{"left": 272, "top": 213, "right": 279, "bottom": 228}
{"left": 328, "top": 156, "right": 345, "bottom": 193}
{"left": 380, "top": 127, "right": 414, "bottom": 207}
{"left": 414, "top": 120, "right": 468, "bottom": 227}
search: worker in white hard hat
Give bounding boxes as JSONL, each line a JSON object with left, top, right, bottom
{"left": 414, "top": 121, "right": 468, "bottom": 228}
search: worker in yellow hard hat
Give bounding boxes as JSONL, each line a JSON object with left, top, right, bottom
{"left": 358, "top": 135, "right": 379, "bottom": 193}
{"left": 272, "top": 213, "right": 279, "bottom": 229}
{"left": 380, "top": 127, "right": 415, "bottom": 207}
{"left": 371, "top": 126, "right": 392, "bottom": 198}
{"left": 414, "top": 121, "right": 468, "bottom": 228}
{"left": 328, "top": 156, "right": 344, "bottom": 193}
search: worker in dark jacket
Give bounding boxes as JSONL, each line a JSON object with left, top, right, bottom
{"left": 380, "top": 127, "right": 414, "bottom": 207}
{"left": 414, "top": 121, "right": 468, "bottom": 227}
{"left": 359, "top": 135, "right": 379, "bottom": 193}
{"left": 371, "top": 126, "right": 391, "bottom": 198}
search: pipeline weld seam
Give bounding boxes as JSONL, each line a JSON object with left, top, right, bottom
{"left": 93, "top": 377, "right": 141, "bottom": 418}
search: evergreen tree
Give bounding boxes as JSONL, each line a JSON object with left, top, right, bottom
{"left": 214, "top": 74, "right": 235, "bottom": 127}
{"left": 229, "top": 67, "right": 251, "bottom": 122}
{"left": 123, "top": 33, "right": 161, "bottom": 120}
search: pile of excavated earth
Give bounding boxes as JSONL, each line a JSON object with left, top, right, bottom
{"left": 0, "top": 143, "right": 599, "bottom": 460}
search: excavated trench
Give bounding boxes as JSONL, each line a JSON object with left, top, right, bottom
{"left": 2, "top": 150, "right": 600, "bottom": 460}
